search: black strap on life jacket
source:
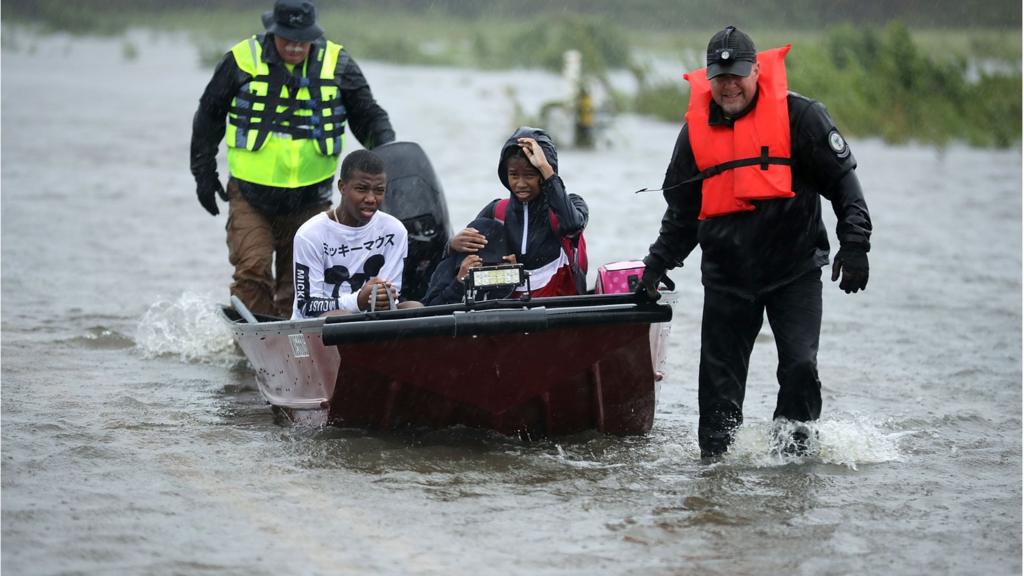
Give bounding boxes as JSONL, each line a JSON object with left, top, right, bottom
{"left": 677, "top": 146, "right": 791, "bottom": 185}
{"left": 228, "top": 47, "right": 348, "bottom": 150}
{"left": 250, "top": 63, "right": 291, "bottom": 151}
{"left": 228, "top": 93, "right": 344, "bottom": 125}
{"left": 301, "top": 48, "right": 331, "bottom": 152}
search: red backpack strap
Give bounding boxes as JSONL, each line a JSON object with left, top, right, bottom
{"left": 547, "top": 211, "right": 587, "bottom": 273}
{"left": 494, "top": 199, "right": 509, "bottom": 223}
{"left": 549, "top": 210, "right": 588, "bottom": 294}
{"left": 549, "top": 211, "right": 572, "bottom": 262}
{"left": 573, "top": 232, "right": 588, "bottom": 273}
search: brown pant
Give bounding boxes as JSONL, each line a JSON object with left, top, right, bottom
{"left": 226, "top": 180, "right": 330, "bottom": 318}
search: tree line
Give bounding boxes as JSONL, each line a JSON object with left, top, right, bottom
{"left": 4, "top": 0, "right": 1021, "bottom": 31}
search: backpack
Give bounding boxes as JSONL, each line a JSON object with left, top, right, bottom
{"left": 494, "top": 198, "right": 589, "bottom": 295}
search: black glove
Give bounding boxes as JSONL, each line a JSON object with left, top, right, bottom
{"left": 831, "top": 246, "right": 869, "bottom": 293}
{"left": 196, "top": 174, "right": 227, "bottom": 216}
{"left": 636, "top": 263, "right": 665, "bottom": 302}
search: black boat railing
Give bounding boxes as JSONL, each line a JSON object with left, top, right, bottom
{"left": 321, "top": 295, "right": 673, "bottom": 345}
{"left": 323, "top": 291, "right": 660, "bottom": 324}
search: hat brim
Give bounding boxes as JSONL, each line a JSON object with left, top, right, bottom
{"left": 263, "top": 11, "right": 324, "bottom": 43}
{"left": 706, "top": 59, "right": 754, "bottom": 80}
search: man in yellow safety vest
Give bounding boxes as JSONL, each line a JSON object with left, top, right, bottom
{"left": 190, "top": 0, "right": 394, "bottom": 317}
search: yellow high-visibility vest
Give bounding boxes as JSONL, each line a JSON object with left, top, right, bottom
{"left": 226, "top": 36, "right": 347, "bottom": 188}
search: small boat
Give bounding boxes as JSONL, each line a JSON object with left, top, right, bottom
{"left": 220, "top": 140, "right": 678, "bottom": 436}
{"left": 222, "top": 289, "right": 676, "bottom": 436}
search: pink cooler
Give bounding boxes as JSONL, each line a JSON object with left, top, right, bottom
{"left": 595, "top": 261, "right": 646, "bottom": 294}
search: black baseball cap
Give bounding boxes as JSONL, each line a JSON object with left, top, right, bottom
{"left": 262, "top": 0, "right": 324, "bottom": 43}
{"left": 706, "top": 26, "right": 757, "bottom": 79}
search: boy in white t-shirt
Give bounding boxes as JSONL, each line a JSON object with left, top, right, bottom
{"left": 291, "top": 150, "right": 410, "bottom": 319}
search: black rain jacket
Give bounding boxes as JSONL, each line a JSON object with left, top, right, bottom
{"left": 645, "top": 93, "right": 872, "bottom": 299}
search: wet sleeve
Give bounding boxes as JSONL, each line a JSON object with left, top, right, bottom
{"left": 337, "top": 54, "right": 396, "bottom": 150}
{"left": 190, "top": 53, "right": 239, "bottom": 182}
{"left": 645, "top": 124, "right": 701, "bottom": 273}
{"left": 797, "top": 101, "right": 872, "bottom": 250}
{"left": 421, "top": 256, "right": 465, "bottom": 306}
{"left": 293, "top": 231, "right": 344, "bottom": 318}
{"left": 435, "top": 199, "right": 501, "bottom": 257}
{"left": 543, "top": 176, "right": 588, "bottom": 237}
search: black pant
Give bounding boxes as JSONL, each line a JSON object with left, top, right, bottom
{"left": 697, "top": 269, "right": 823, "bottom": 455}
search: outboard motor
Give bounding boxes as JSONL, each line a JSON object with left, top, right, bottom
{"left": 374, "top": 141, "right": 452, "bottom": 301}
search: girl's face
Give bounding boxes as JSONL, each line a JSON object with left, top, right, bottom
{"left": 506, "top": 156, "right": 542, "bottom": 204}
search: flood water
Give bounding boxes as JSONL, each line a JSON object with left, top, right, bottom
{"left": 2, "top": 29, "right": 1021, "bottom": 575}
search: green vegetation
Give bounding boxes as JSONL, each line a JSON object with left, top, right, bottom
{"left": 803, "top": 23, "right": 1020, "bottom": 146}
{"left": 635, "top": 23, "right": 1021, "bottom": 147}
{"left": 499, "top": 16, "right": 631, "bottom": 75}
{"left": 6, "top": 0, "right": 1021, "bottom": 32}
{"left": 3, "top": 2, "right": 1020, "bottom": 147}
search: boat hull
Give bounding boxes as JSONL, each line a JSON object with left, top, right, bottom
{"left": 333, "top": 322, "right": 658, "bottom": 436}
{"left": 222, "top": 293, "right": 676, "bottom": 436}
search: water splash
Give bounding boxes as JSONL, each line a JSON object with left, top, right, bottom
{"left": 544, "top": 443, "right": 628, "bottom": 470}
{"left": 727, "top": 413, "right": 907, "bottom": 469}
{"left": 134, "top": 291, "right": 238, "bottom": 365}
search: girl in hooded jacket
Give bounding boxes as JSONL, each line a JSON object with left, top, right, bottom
{"left": 447, "top": 127, "right": 589, "bottom": 297}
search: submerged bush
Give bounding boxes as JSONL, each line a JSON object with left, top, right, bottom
{"left": 497, "top": 15, "right": 632, "bottom": 75}
{"left": 633, "top": 82, "right": 687, "bottom": 123}
{"left": 792, "top": 22, "right": 1021, "bottom": 147}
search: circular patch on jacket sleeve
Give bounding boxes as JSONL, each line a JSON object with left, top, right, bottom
{"left": 828, "top": 129, "right": 850, "bottom": 158}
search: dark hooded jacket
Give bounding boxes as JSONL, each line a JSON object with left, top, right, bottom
{"left": 476, "top": 128, "right": 588, "bottom": 274}
{"left": 421, "top": 218, "right": 514, "bottom": 305}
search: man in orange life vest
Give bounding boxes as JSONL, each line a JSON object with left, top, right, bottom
{"left": 638, "top": 26, "right": 872, "bottom": 459}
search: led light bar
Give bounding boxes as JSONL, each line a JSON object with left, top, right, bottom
{"left": 468, "top": 264, "right": 526, "bottom": 289}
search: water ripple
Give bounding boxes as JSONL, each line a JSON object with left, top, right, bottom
{"left": 60, "top": 326, "right": 137, "bottom": 349}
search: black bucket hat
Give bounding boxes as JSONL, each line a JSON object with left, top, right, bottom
{"left": 262, "top": 0, "right": 324, "bottom": 43}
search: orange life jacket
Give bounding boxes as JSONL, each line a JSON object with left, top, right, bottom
{"left": 684, "top": 45, "right": 794, "bottom": 219}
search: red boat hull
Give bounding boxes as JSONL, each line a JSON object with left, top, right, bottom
{"left": 223, "top": 292, "right": 675, "bottom": 436}
{"left": 332, "top": 322, "right": 657, "bottom": 436}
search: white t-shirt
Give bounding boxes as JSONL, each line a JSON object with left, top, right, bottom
{"left": 291, "top": 210, "right": 408, "bottom": 319}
